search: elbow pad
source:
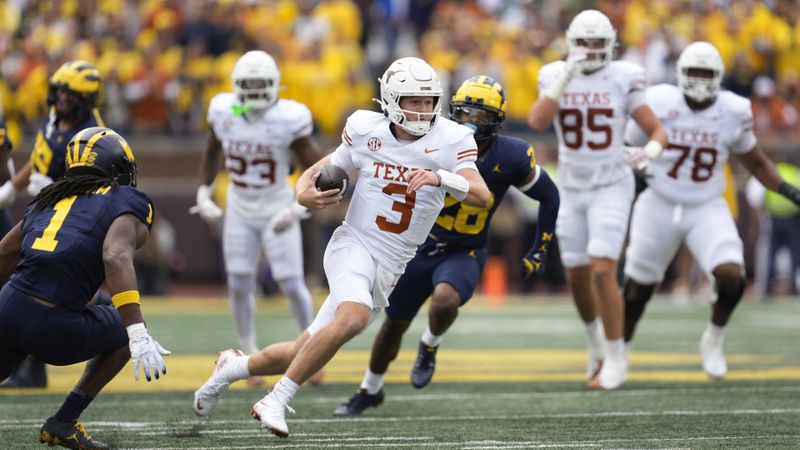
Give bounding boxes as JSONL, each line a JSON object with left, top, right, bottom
{"left": 436, "top": 169, "right": 469, "bottom": 201}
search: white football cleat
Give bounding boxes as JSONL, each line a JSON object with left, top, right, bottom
{"left": 193, "top": 349, "right": 245, "bottom": 416}
{"left": 586, "top": 324, "right": 605, "bottom": 379}
{"left": 251, "top": 392, "right": 295, "bottom": 438}
{"left": 589, "top": 348, "right": 627, "bottom": 390}
{"left": 700, "top": 328, "right": 727, "bottom": 379}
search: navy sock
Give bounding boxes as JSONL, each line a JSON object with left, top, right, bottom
{"left": 54, "top": 390, "right": 93, "bottom": 423}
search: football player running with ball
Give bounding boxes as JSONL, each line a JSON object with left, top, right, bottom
{"left": 622, "top": 42, "right": 800, "bottom": 380}
{"left": 192, "top": 57, "right": 490, "bottom": 438}
{"left": 528, "top": 9, "right": 667, "bottom": 390}
{"left": 333, "top": 76, "right": 560, "bottom": 416}
{"left": 193, "top": 51, "right": 320, "bottom": 382}
{"left": 0, "top": 127, "right": 168, "bottom": 450}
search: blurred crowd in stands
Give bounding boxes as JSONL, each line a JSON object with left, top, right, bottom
{"left": 0, "top": 0, "right": 798, "bottom": 297}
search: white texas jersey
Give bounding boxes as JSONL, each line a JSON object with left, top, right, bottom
{"left": 330, "top": 110, "right": 479, "bottom": 272}
{"left": 538, "top": 60, "right": 647, "bottom": 189}
{"left": 207, "top": 93, "right": 313, "bottom": 219}
{"left": 625, "top": 85, "right": 756, "bottom": 205}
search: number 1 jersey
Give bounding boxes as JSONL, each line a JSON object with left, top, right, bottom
{"left": 330, "top": 110, "right": 479, "bottom": 273}
{"left": 207, "top": 94, "right": 313, "bottom": 219}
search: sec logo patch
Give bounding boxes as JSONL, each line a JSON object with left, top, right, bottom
{"left": 367, "top": 137, "right": 382, "bottom": 151}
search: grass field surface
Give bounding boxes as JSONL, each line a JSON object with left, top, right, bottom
{"left": 1, "top": 295, "right": 798, "bottom": 449}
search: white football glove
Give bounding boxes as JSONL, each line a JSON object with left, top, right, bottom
{"left": 127, "top": 323, "right": 170, "bottom": 382}
{"left": 189, "top": 184, "right": 223, "bottom": 221}
{"left": 565, "top": 47, "right": 589, "bottom": 79}
{"left": 27, "top": 172, "right": 54, "bottom": 196}
{"left": 0, "top": 181, "right": 18, "bottom": 209}
{"left": 269, "top": 203, "right": 311, "bottom": 233}
{"left": 543, "top": 48, "right": 588, "bottom": 101}
{"left": 624, "top": 140, "right": 664, "bottom": 170}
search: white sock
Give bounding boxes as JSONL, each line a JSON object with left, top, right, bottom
{"left": 359, "top": 369, "right": 385, "bottom": 394}
{"left": 420, "top": 325, "right": 442, "bottom": 347}
{"left": 606, "top": 338, "right": 625, "bottom": 355}
{"left": 220, "top": 354, "right": 251, "bottom": 382}
{"left": 584, "top": 318, "right": 601, "bottom": 337}
{"left": 228, "top": 274, "right": 257, "bottom": 351}
{"left": 271, "top": 376, "right": 300, "bottom": 406}
{"left": 707, "top": 322, "right": 725, "bottom": 337}
{"left": 277, "top": 276, "right": 314, "bottom": 330}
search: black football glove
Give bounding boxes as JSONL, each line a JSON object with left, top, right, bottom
{"left": 521, "top": 250, "right": 546, "bottom": 279}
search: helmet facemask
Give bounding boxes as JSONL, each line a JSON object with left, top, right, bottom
{"left": 377, "top": 57, "right": 443, "bottom": 136}
{"left": 449, "top": 75, "right": 506, "bottom": 142}
{"left": 566, "top": 10, "right": 616, "bottom": 72}
{"left": 677, "top": 42, "right": 724, "bottom": 103}
{"left": 232, "top": 51, "right": 280, "bottom": 112}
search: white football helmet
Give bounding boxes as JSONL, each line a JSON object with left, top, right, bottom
{"left": 376, "top": 57, "right": 443, "bottom": 136}
{"left": 677, "top": 41, "right": 724, "bottom": 103}
{"left": 565, "top": 10, "right": 616, "bottom": 72}
{"left": 231, "top": 50, "right": 280, "bottom": 110}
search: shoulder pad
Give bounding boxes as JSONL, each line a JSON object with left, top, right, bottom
{"left": 344, "top": 110, "right": 387, "bottom": 136}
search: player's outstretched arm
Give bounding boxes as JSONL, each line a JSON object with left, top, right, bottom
{"left": 739, "top": 146, "right": 800, "bottom": 206}
{"left": 631, "top": 105, "right": 668, "bottom": 160}
{"left": 296, "top": 154, "right": 343, "bottom": 210}
{"left": 191, "top": 129, "right": 223, "bottom": 220}
{"left": 104, "top": 215, "right": 170, "bottom": 382}
{"left": 517, "top": 168, "right": 560, "bottom": 279}
{"left": 0, "top": 222, "right": 22, "bottom": 279}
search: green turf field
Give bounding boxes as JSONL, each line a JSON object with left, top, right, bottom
{"left": 1, "top": 295, "right": 799, "bottom": 449}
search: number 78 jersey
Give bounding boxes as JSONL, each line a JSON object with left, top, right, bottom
{"left": 330, "top": 110, "right": 479, "bottom": 273}
{"left": 625, "top": 84, "right": 756, "bottom": 205}
{"left": 538, "top": 60, "right": 647, "bottom": 188}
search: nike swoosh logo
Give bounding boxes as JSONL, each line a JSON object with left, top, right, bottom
{"left": 424, "top": 148, "right": 440, "bottom": 154}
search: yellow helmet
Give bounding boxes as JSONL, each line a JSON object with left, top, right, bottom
{"left": 449, "top": 75, "right": 506, "bottom": 141}
{"left": 47, "top": 60, "right": 102, "bottom": 119}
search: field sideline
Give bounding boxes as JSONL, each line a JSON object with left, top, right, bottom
{"left": 1, "top": 295, "right": 798, "bottom": 449}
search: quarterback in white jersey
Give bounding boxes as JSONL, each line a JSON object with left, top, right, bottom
{"left": 622, "top": 41, "right": 800, "bottom": 380}
{"left": 191, "top": 57, "right": 490, "bottom": 437}
{"left": 528, "top": 9, "right": 667, "bottom": 390}
{"left": 192, "top": 51, "right": 318, "bottom": 373}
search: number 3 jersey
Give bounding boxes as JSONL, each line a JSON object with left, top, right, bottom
{"left": 330, "top": 110, "right": 479, "bottom": 272}
{"left": 207, "top": 93, "right": 313, "bottom": 219}
{"left": 625, "top": 84, "right": 756, "bottom": 205}
{"left": 537, "top": 60, "right": 647, "bottom": 189}
{"left": 9, "top": 186, "right": 153, "bottom": 311}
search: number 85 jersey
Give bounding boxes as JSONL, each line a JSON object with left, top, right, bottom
{"left": 330, "top": 110, "right": 479, "bottom": 273}
{"left": 625, "top": 84, "right": 756, "bottom": 205}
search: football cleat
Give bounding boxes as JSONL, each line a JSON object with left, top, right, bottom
{"left": 411, "top": 341, "right": 438, "bottom": 389}
{"left": 333, "top": 388, "right": 385, "bottom": 417}
{"left": 589, "top": 347, "right": 627, "bottom": 390}
{"left": 193, "top": 349, "right": 245, "bottom": 416}
{"left": 250, "top": 392, "right": 294, "bottom": 438}
{"left": 700, "top": 328, "right": 727, "bottom": 379}
{"left": 586, "top": 324, "right": 605, "bottom": 380}
{"left": 39, "top": 417, "right": 109, "bottom": 450}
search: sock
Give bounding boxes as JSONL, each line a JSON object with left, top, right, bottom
{"left": 584, "top": 318, "right": 601, "bottom": 337}
{"left": 420, "top": 325, "right": 442, "bottom": 347}
{"left": 359, "top": 369, "right": 385, "bottom": 394}
{"left": 707, "top": 322, "right": 725, "bottom": 337}
{"left": 277, "top": 276, "right": 314, "bottom": 330}
{"left": 271, "top": 376, "right": 300, "bottom": 406}
{"left": 220, "top": 355, "right": 251, "bottom": 382}
{"left": 606, "top": 338, "right": 625, "bottom": 355}
{"left": 54, "top": 389, "right": 93, "bottom": 423}
{"left": 228, "top": 274, "right": 257, "bottom": 352}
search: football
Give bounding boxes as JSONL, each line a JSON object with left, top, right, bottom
{"left": 315, "top": 163, "right": 349, "bottom": 194}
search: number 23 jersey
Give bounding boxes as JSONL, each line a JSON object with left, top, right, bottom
{"left": 207, "top": 93, "right": 313, "bottom": 218}
{"left": 9, "top": 186, "right": 153, "bottom": 311}
{"left": 330, "top": 110, "right": 479, "bottom": 272}
{"left": 625, "top": 84, "right": 756, "bottom": 205}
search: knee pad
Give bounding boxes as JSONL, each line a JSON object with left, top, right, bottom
{"left": 228, "top": 273, "right": 255, "bottom": 298}
{"left": 715, "top": 275, "right": 745, "bottom": 313}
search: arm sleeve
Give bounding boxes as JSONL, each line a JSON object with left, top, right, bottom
{"left": 521, "top": 168, "right": 559, "bottom": 255}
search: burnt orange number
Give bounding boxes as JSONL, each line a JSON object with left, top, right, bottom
{"left": 375, "top": 183, "right": 416, "bottom": 234}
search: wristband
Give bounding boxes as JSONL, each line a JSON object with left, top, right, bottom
{"left": 112, "top": 290, "right": 141, "bottom": 309}
{"left": 643, "top": 140, "right": 663, "bottom": 159}
{"left": 126, "top": 322, "right": 147, "bottom": 338}
{"left": 435, "top": 169, "right": 469, "bottom": 201}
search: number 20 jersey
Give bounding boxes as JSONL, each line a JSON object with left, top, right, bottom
{"left": 330, "top": 110, "right": 479, "bottom": 273}
{"left": 625, "top": 84, "right": 756, "bottom": 205}
{"left": 9, "top": 186, "right": 153, "bottom": 311}
{"left": 207, "top": 94, "right": 313, "bottom": 218}
{"left": 537, "top": 60, "right": 646, "bottom": 189}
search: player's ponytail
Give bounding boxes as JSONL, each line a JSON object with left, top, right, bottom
{"left": 31, "top": 175, "right": 118, "bottom": 212}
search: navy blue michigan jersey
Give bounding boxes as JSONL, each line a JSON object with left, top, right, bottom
{"left": 431, "top": 134, "right": 535, "bottom": 249}
{"left": 0, "top": 119, "right": 10, "bottom": 150}
{"left": 9, "top": 186, "right": 153, "bottom": 311}
{"left": 31, "top": 112, "right": 102, "bottom": 180}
